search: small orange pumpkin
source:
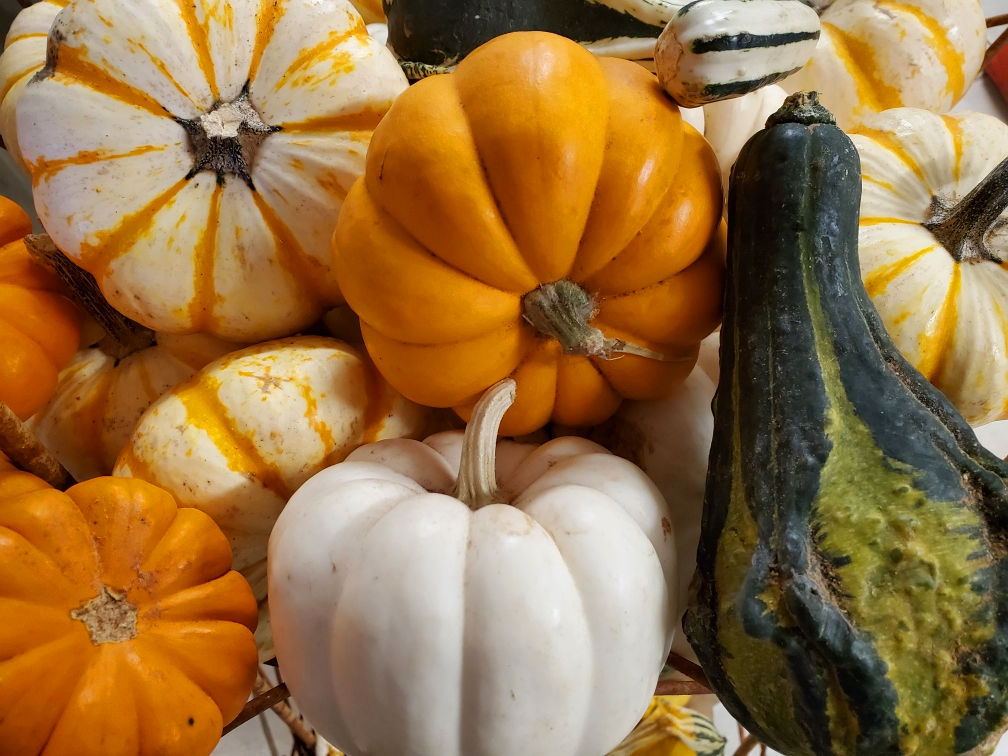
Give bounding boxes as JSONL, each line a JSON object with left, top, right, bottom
{"left": 0, "top": 455, "right": 259, "bottom": 755}
{"left": 333, "top": 31, "right": 724, "bottom": 436}
{"left": 0, "top": 195, "right": 81, "bottom": 419}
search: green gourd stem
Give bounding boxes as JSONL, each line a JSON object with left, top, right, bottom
{"left": 521, "top": 279, "right": 665, "bottom": 360}
{"left": 923, "top": 154, "right": 1008, "bottom": 264}
{"left": 452, "top": 378, "right": 516, "bottom": 511}
{"left": 765, "top": 90, "right": 835, "bottom": 127}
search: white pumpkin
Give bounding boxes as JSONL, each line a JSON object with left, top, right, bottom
{"left": 782, "top": 0, "right": 986, "bottom": 129}
{"left": 850, "top": 108, "right": 1008, "bottom": 426}
{"left": 0, "top": 0, "right": 65, "bottom": 171}
{"left": 703, "top": 84, "right": 787, "bottom": 192}
{"left": 14, "top": 0, "right": 407, "bottom": 342}
{"left": 584, "top": 365, "right": 716, "bottom": 664}
{"left": 269, "top": 379, "right": 679, "bottom": 756}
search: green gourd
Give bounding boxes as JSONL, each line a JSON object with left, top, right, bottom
{"left": 384, "top": 0, "right": 673, "bottom": 79}
{"left": 684, "top": 91, "right": 1008, "bottom": 755}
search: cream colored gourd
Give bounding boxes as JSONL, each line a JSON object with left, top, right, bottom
{"left": 113, "top": 335, "right": 443, "bottom": 656}
{"left": 14, "top": 0, "right": 406, "bottom": 342}
{"left": 702, "top": 84, "right": 787, "bottom": 192}
{"left": 850, "top": 108, "right": 1008, "bottom": 426}
{"left": 268, "top": 379, "right": 678, "bottom": 756}
{"left": 29, "top": 332, "right": 236, "bottom": 481}
{"left": 0, "top": 0, "right": 65, "bottom": 171}
{"left": 783, "top": 0, "right": 986, "bottom": 129}
{"left": 111, "top": 336, "right": 441, "bottom": 657}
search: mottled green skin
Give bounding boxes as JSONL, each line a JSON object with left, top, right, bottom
{"left": 684, "top": 94, "right": 1008, "bottom": 756}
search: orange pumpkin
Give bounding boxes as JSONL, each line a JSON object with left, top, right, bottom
{"left": 0, "top": 195, "right": 81, "bottom": 419}
{"left": 0, "top": 455, "right": 258, "bottom": 756}
{"left": 333, "top": 31, "right": 724, "bottom": 436}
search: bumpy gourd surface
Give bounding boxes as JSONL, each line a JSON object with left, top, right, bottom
{"left": 688, "top": 110, "right": 1008, "bottom": 755}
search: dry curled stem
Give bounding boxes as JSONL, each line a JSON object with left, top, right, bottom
{"left": 23, "top": 234, "right": 155, "bottom": 359}
{"left": 0, "top": 400, "right": 73, "bottom": 488}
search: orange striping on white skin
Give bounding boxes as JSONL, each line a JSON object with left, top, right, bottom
{"left": 0, "top": 62, "right": 43, "bottom": 102}
{"left": 249, "top": 191, "right": 326, "bottom": 303}
{"left": 915, "top": 264, "right": 960, "bottom": 384}
{"left": 863, "top": 245, "right": 934, "bottom": 299}
{"left": 168, "top": 0, "right": 219, "bottom": 102}
{"left": 939, "top": 115, "right": 966, "bottom": 186}
{"left": 175, "top": 374, "right": 292, "bottom": 499}
{"left": 853, "top": 128, "right": 933, "bottom": 195}
{"left": 53, "top": 45, "right": 168, "bottom": 118}
{"left": 77, "top": 175, "right": 189, "bottom": 276}
{"left": 246, "top": 0, "right": 284, "bottom": 88}
{"left": 187, "top": 184, "right": 223, "bottom": 332}
{"left": 882, "top": 0, "right": 966, "bottom": 100}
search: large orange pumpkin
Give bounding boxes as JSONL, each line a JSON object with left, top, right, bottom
{"left": 0, "top": 455, "right": 259, "bottom": 756}
{"left": 333, "top": 31, "right": 724, "bottom": 436}
{"left": 0, "top": 195, "right": 81, "bottom": 419}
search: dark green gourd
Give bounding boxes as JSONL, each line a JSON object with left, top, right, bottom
{"left": 684, "top": 91, "right": 1008, "bottom": 756}
{"left": 383, "top": 0, "right": 666, "bottom": 79}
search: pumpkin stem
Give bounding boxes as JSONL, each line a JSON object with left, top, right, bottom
{"left": 521, "top": 279, "right": 665, "bottom": 360}
{"left": 24, "top": 234, "right": 155, "bottom": 359}
{"left": 70, "top": 585, "right": 138, "bottom": 644}
{"left": 765, "top": 90, "right": 835, "bottom": 127}
{"left": 0, "top": 399, "right": 74, "bottom": 489}
{"left": 175, "top": 82, "right": 280, "bottom": 191}
{"left": 923, "top": 154, "right": 1008, "bottom": 265}
{"left": 452, "top": 379, "right": 515, "bottom": 511}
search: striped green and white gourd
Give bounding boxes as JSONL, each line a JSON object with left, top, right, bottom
{"left": 654, "top": 0, "right": 820, "bottom": 107}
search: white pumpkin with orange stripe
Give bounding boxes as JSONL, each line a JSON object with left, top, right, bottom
{"left": 0, "top": 0, "right": 65, "bottom": 171}
{"left": 850, "top": 107, "right": 1008, "bottom": 426}
{"left": 782, "top": 0, "right": 986, "bottom": 130}
{"left": 13, "top": 0, "right": 407, "bottom": 342}
{"left": 29, "top": 332, "right": 238, "bottom": 482}
{"left": 112, "top": 335, "right": 443, "bottom": 655}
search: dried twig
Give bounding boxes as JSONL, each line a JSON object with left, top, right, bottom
{"left": 654, "top": 678, "right": 713, "bottom": 695}
{"left": 23, "top": 234, "right": 155, "bottom": 359}
{"left": 0, "top": 400, "right": 73, "bottom": 489}
{"left": 989, "top": 13, "right": 1008, "bottom": 28}
{"left": 254, "top": 670, "right": 317, "bottom": 750}
{"left": 665, "top": 652, "right": 712, "bottom": 691}
{"left": 734, "top": 733, "right": 764, "bottom": 756}
{"left": 985, "top": 27, "right": 1008, "bottom": 69}
{"left": 222, "top": 682, "right": 290, "bottom": 736}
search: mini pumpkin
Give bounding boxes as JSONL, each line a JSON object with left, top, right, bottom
{"left": 0, "top": 455, "right": 259, "bottom": 756}
{"left": 0, "top": 195, "right": 81, "bottom": 420}
{"left": 783, "top": 0, "right": 986, "bottom": 129}
{"left": 0, "top": 0, "right": 65, "bottom": 171}
{"left": 268, "top": 379, "right": 679, "bottom": 755}
{"left": 15, "top": 0, "right": 407, "bottom": 342}
{"left": 29, "top": 332, "right": 237, "bottom": 481}
{"left": 849, "top": 108, "right": 1008, "bottom": 426}
{"left": 113, "top": 335, "right": 447, "bottom": 656}
{"left": 334, "top": 31, "right": 724, "bottom": 437}
{"left": 583, "top": 364, "right": 716, "bottom": 663}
